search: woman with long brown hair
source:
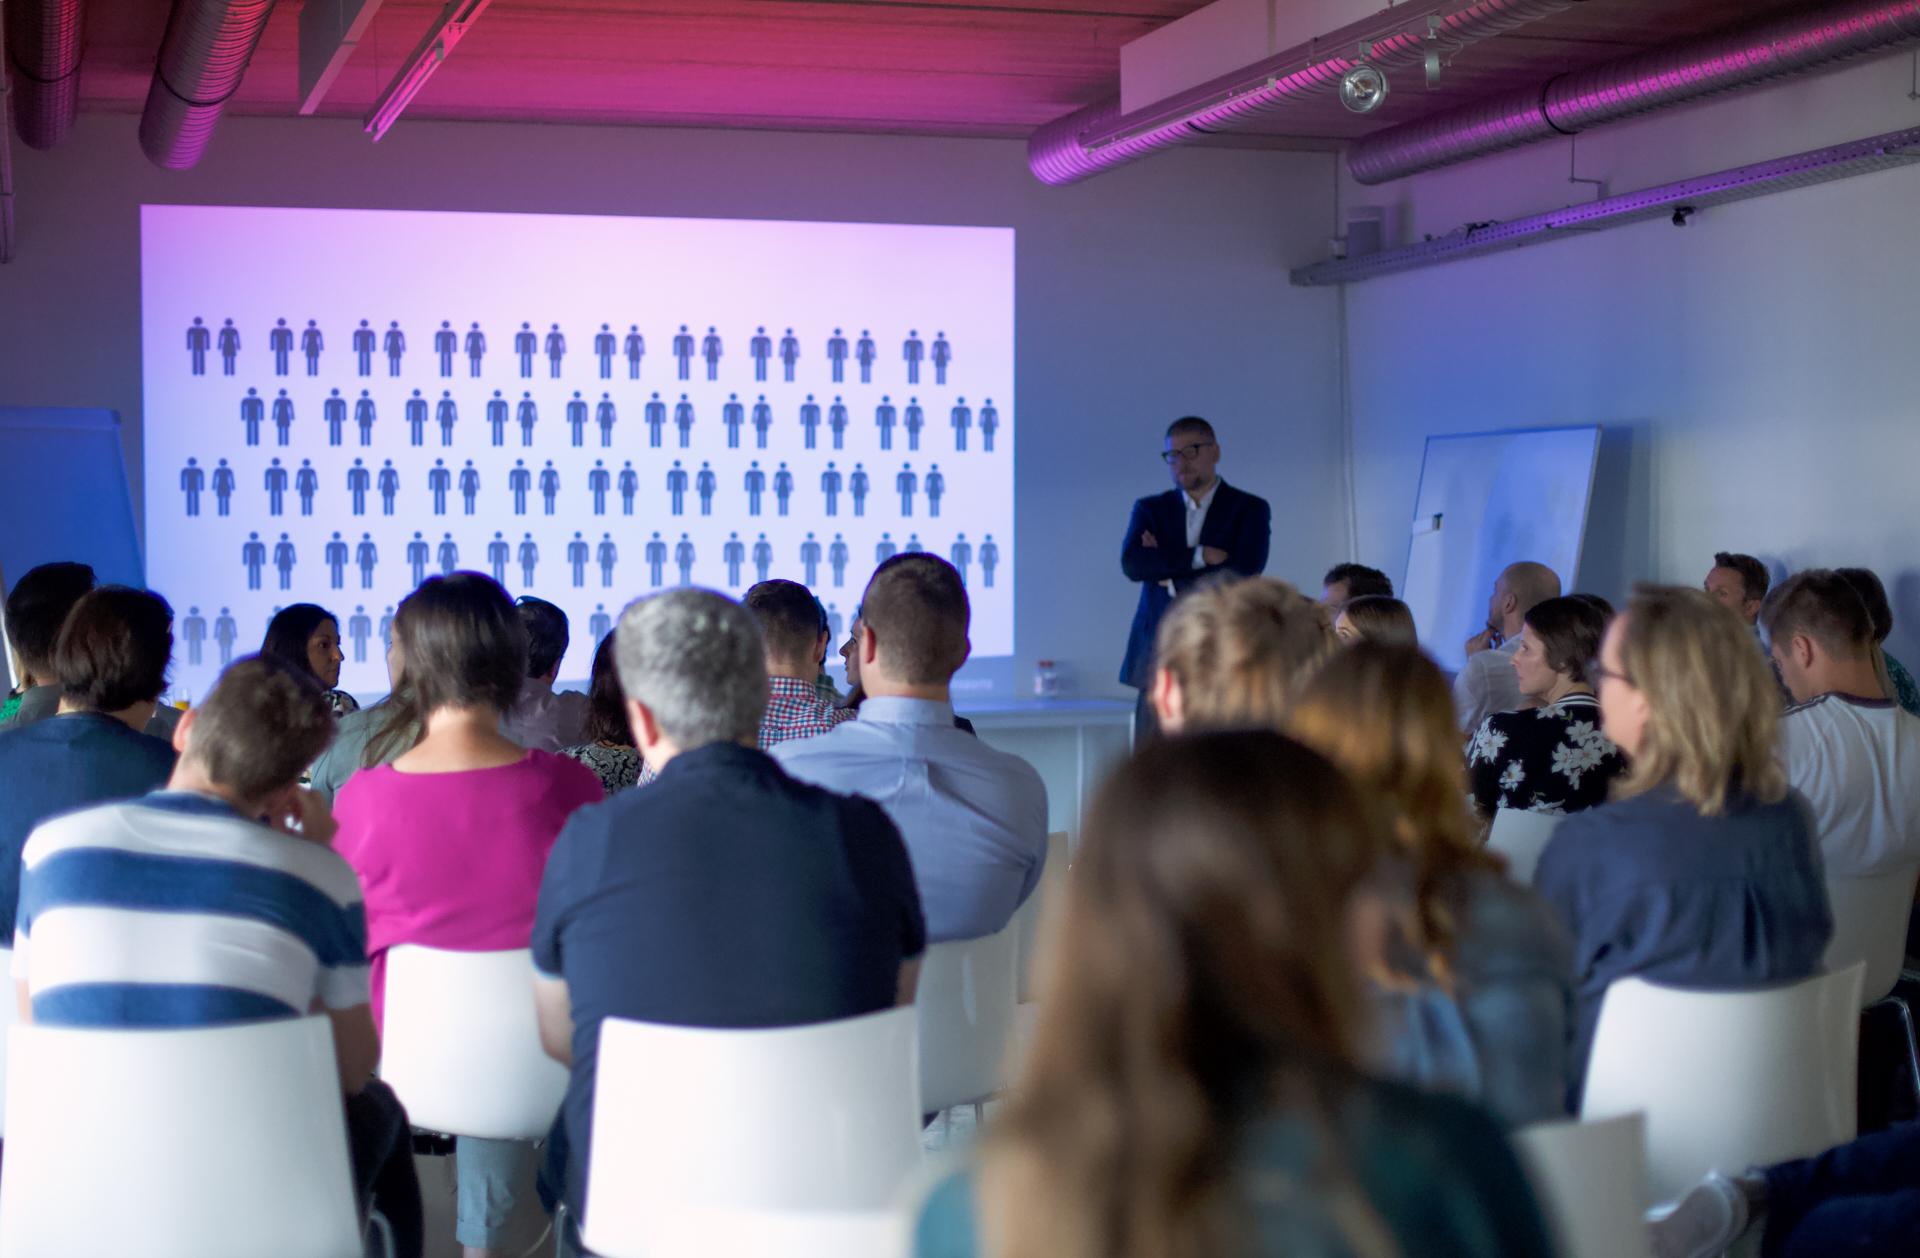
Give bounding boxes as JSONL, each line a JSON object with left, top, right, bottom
{"left": 914, "top": 731, "right": 1552, "bottom": 1258}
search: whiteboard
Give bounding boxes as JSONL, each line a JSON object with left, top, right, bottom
{"left": 1402, "top": 426, "right": 1601, "bottom": 673}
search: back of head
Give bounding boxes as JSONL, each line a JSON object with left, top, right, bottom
{"left": 399, "top": 575, "right": 528, "bottom": 714}
{"left": 1164, "top": 415, "right": 1215, "bottom": 443}
{"left": 1153, "top": 577, "right": 1334, "bottom": 729}
{"left": 5, "top": 561, "right": 97, "bottom": 677}
{"left": 516, "top": 596, "right": 571, "bottom": 679}
{"left": 983, "top": 730, "right": 1379, "bottom": 1258}
{"left": 582, "top": 631, "right": 634, "bottom": 747}
{"left": 1336, "top": 595, "right": 1417, "bottom": 646}
{"left": 1760, "top": 570, "right": 1875, "bottom": 662}
{"left": 1832, "top": 568, "right": 1894, "bottom": 644}
{"left": 1522, "top": 595, "right": 1612, "bottom": 685}
{"left": 859, "top": 554, "right": 969, "bottom": 685}
{"left": 1323, "top": 563, "right": 1393, "bottom": 601}
{"left": 1500, "top": 561, "right": 1562, "bottom": 616}
{"left": 744, "top": 579, "right": 823, "bottom": 673}
{"left": 1713, "top": 552, "right": 1771, "bottom": 605}
{"left": 1618, "top": 585, "right": 1787, "bottom": 814}
{"left": 188, "top": 655, "right": 334, "bottom": 801}
{"left": 53, "top": 586, "right": 175, "bottom": 712}
{"left": 260, "top": 603, "right": 335, "bottom": 681}
{"left": 615, "top": 589, "right": 766, "bottom": 749}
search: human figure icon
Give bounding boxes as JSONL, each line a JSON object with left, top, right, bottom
{"left": 435, "top": 320, "right": 457, "bottom": 376}
{"left": 905, "top": 533, "right": 924, "bottom": 554}
{"left": 597, "top": 533, "right": 617, "bottom": 588}
{"left": 347, "top": 458, "right": 370, "bottom": 515}
{"left": 931, "top": 332, "right": 952, "bottom": 385}
{"left": 539, "top": 461, "right": 561, "bottom": 515}
{"left": 384, "top": 320, "right": 405, "bottom": 376}
{"left": 799, "top": 395, "right": 821, "bottom": 450}
{"left": 980, "top": 534, "right": 999, "bottom": 588}
{"left": 673, "top": 324, "right": 694, "bottom": 380}
{"left": 264, "top": 458, "right": 288, "bottom": 516}
{"left": 751, "top": 395, "right": 772, "bottom": 448}
{"left": 702, "top": 326, "right": 722, "bottom": 381}
{"left": 324, "top": 387, "right": 347, "bottom": 446}
{"left": 180, "top": 458, "right": 204, "bottom": 516}
{"left": 567, "top": 391, "right": 589, "bottom": 447}
{"left": 744, "top": 461, "right": 766, "bottom": 516}
{"left": 588, "top": 460, "right": 609, "bottom": 515}
{"left": 273, "top": 533, "right": 297, "bottom": 590}
{"left": 187, "top": 317, "right": 211, "bottom": 375}
{"left": 645, "top": 392, "right": 666, "bottom": 448}
{"left": 590, "top": 604, "right": 612, "bottom": 642}
{"left": 355, "top": 389, "right": 377, "bottom": 445}
{"left": 407, "top": 532, "right": 430, "bottom": 586}
{"left": 696, "top": 462, "right": 717, "bottom": 516}
{"left": 517, "top": 392, "right": 538, "bottom": 446}
{"left": 466, "top": 322, "right": 486, "bottom": 376}
{"left": 545, "top": 323, "right": 566, "bottom": 378}
{"left": 594, "top": 323, "right": 616, "bottom": 378}
{"left": 213, "top": 458, "right": 235, "bottom": 516}
{"left": 487, "top": 390, "right": 508, "bottom": 446}
{"left": 240, "top": 387, "right": 264, "bottom": 446}
{"left": 215, "top": 608, "right": 238, "bottom": 665}
{"left": 519, "top": 533, "right": 540, "bottom": 587}
{"left": 618, "top": 461, "right": 638, "bottom": 515}
{"left": 675, "top": 534, "right": 696, "bottom": 587}
{"left": 624, "top": 325, "right": 644, "bottom": 379}
{"left": 348, "top": 606, "right": 372, "bottom": 663}
{"left": 645, "top": 532, "right": 667, "bottom": 587}
{"left": 406, "top": 389, "right": 429, "bottom": 446}
{"left": 779, "top": 327, "right": 799, "bottom": 382}
{"left": 800, "top": 533, "right": 822, "bottom": 587}
{"left": 854, "top": 330, "right": 876, "bottom": 384}
{"left": 827, "top": 603, "right": 844, "bottom": 640}
{"left": 357, "top": 533, "right": 378, "bottom": 588}
{"left": 875, "top": 532, "right": 897, "bottom": 564}
{"left": 849, "top": 463, "right": 869, "bottom": 517}
{"left": 378, "top": 459, "right": 399, "bottom": 515}
{"left": 569, "top": 533, "right": 590, "bottom": 587}
{"left": 596, "top": 393, "right": 617, "bottom": 447}
{"left": 723, "top": 393, "right": 744, "bottom": 449}
{"left": 515, "top": 322, "right": 537, "bottom": 377}
{"left": 950, "top": 533, "right": 972, "bottom": 585}
{"left": 827, "top": 328, "right": 848, "bottom": 383}
{"left": 951, "top": 398, "right": 971, "bottom": 451}
{"left": 980, "top": 398, "right": 999, "bottom": 452}
{"left": 821, "top": 462, "right": 842, "bottom": 517}
{"left": 829, "top": 534, "right": 849, "bottom": 587}
{"left": 903, "top": 329, "right": 923, "bottom": 384}
{"left": 674, "top": 394, "right": 695, "bottom": 448}
{"left": 753, "top": 533, "right": 773, "bottom": 583}
{"left": 437, "top": 391, "right": 458, "bottom": 445}
{"left": 723, "top": 533, "right": 746, "bottom": 587}
{"left": 926, "top": 464, "right": 945, "bottom": 518}
{"left": 904, "top": 397, "right": 924, "bottom": 451}
{"left": 353, "top": 319, "right": 376, "bottom": 376}
{"left": 380, "top": 607, "right": 396, "bottom": 651}
{"left": 750, "top": 326, "right": 771, "bottom": 382}
{"left": 429, "top": 459, "right": 452, "bottom": 515}
{"left": 218, "top": 318, "right": 240, "bottom": 375}
{"left": 296, "top": 459, "right": 318, "bottom": 516}
{"left": 875, "top": 396, "right": 896, "bottom": 450}
{"left": 270, "top": 317, "right": 293, "bottom": 376}
{"left": 325, "top": 532, "right": 349, "bottom": 590}
{"left": 773, "top": 462, "right": 794, "bottom": 517}
{"left": 272, "top": 389, "right": 295, "bottom": 446}
{"left": 184, "top": 607, "right": 207, "bottom": 666}
{"left": 828, "top": 396, "right": 848, "bottom": 450}
{"left": 302, "top": 319, "right": 324, "bottom": 375}
{"left": 897, "top": 462, "right": 917, "bottom": 516}
{"left": 487, "top": 532, "right": 509, "bottom": 585}
{"left": 667, "top": 461, "right": 688, "bottom": 516}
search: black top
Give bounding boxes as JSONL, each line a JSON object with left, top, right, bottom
{"left": 1467, "top": 694, "right": 1626, "bottom": 818}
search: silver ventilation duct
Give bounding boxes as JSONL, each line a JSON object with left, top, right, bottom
{"left": 5, "top": 0, "right": 86, "bottom": 150}
{"left": 139, "top": 0, "right": 277, "bottom": 170}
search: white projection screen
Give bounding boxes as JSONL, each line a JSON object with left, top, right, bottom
{"left": 141, "top": 206, "right": 1014, "bottom": 699}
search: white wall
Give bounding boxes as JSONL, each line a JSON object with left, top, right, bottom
{"left": 1338, "top": 54, "right": 1920, "bottom": 662}
{"left": 0, "top": 114, "right": 1345, "bottom": 695}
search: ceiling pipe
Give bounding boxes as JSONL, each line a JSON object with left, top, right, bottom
{"left": 5, "top": 0, "right": 87, "bottom": 150}
{"left": 139, "top": 0, "right": 277, "bottom": 171}
{"left": 1348, "top": 0, "right": 1920, "bottom": 185}
{"left": 1028, "top": 0, "right": 1578, "bottom": 187}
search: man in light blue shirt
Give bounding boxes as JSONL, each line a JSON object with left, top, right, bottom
{"left": 775, "top": 554, "right": 1048, "bottom": 943}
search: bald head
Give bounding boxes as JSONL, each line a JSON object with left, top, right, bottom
{"left": 1491, "top": 562, "right": 1562, "bottom": 639}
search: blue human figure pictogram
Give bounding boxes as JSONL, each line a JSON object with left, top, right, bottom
{"left": 240, "top": 388, "right": 264, "bottom": 446}
{"left": 466, "top": 322, "right": 486, "bottom": 376}
{"left": 666, "top": 461, "right": 688, "bottom": 516}
{"left": 950, "top": 398, "right": 971, "bottom": 452}
{"left": 855, "top": 331, "right": 876, "bottom": 384}
{"left": 596, "top": 393, "right": 617, "bottom": 447}
{"left": 645, "top": 533, "right": 667, "bottom": 587}
{"left": 673, "top": 324, "right": 694, "bottom": 380}
{"left": 674, "top": 394, "right": 695, "bottom": 448}
{"left": 568, "top": 534, "right": 590, "bottom": 588}
{"left": 273, "top": 389, "right": 295, "bottom": 446}
{"left": 515, "top": 323, "right": 537, "bottom": 377}
{"left": 407, "top": 532, "right": 430, "bottom": 586}
{"left": 773, "top": 463, "right": 793, "bottom": 517}
{"left": 828, "top": 397, "right": 848, "bottom": 450}
{"left": 437, "top": 391, "right": 458, "bottom": 445}
{"left": 800, "top": 533, "right": 822, "bottom": 587}
{"left": 567, "top": 392, "right": 589, "bottom": 447}
{"left": 750, "top": 327, "right": 771, "bottom": 382}
{"left": 180, "top": 458, "right": 204, "bottom": 516}
{"left": 518, "top": 534, "right": 539, "bottom": 587}
{"left": 950, "top": 533, "right": 972, "bottom": 585}
{"left": 184, "top": 607, "right": 207, "bottom": 666}
{"left": 744, "top": 462, "right": 766, "bottom": 516}
{"left": 270, "top": 318, "right": 293, "bottom": 376}
{"left": 903, "top": 329, "right": 923, "bottom": 385}
{"left": 406, "top": 389, "right": 428, "bottom": 446}
{"left": 696, "top": 462, "right": 716, "bottom": 516}
{"left": 675, "top": 534, "right": 696, "bottom": 586}
{"left": 487, "top": 391, "right": 508, "bottom": 446}
{"left": 980, "top": 398, "right": 999, "bottom": 452}
{"left": 545, "top": 323, "right": 566, "bottom": 378}
{"left": 896, "top": 462, "right": 917, "bottom": 516}
{"left": 215, "top": 608, "right": 238, "bottom": 664}
{"left": 645, "top": 392, "right": 666, "bottom": 447}
{"left": 597, "top": 533, "right": 618, "bottom": 588}
{"left": 539, "top": 461, "right": 560, "bottom": 515}
{"left": 357, "top": 533, "right": 378, "bottom": 588}
{"left": 875, "top": 533, "right": 897, "bottom": 564}
{"left": 218, "top": 318, "right": 240, "bottom": 375}
{"left": 324, "top": 388, "right": 346, "bottom": 446}
{"left": 624, "top": 325, "right": 644, "bottom": 379}
{"left": 435, "top": 321, "right": 457, "bottom": 376}
{"left": 826, "top": 328, "right": 848, "bottom": 383}
{"left": 296, "top": 459, "right": 318, "bottom": 516}
{"left": 487, "top": 533, "right": 509, "bottom": 585}
{"left": 829, "top": 534, "right": 849, "bottom": 588}
{"left": 904, "top": 398, "right": 923, "bottom": 451}
{"left": 302, "top": 320, "right": 324, "bottom": 375}
{"left": 384, "top": 321, "right": 405, "bottom": 376}
{"left": 355, "top": 390, "right": 377, "bottom": 445}
{"left": 378, "top": 460, "right": 400, "bottom": 515}
{"left": 931, "top": 332, "right": 951, "bottom": 385}
{"left": 980, "top": 535, "right": 999, "bottom": 588}
{"left": 820, "top": 462, "right": 842, "bottom": 517}
{"left": 751, "top": 395, "right": 771, "bottom": 448}
{"left": 273, "top": 533, "right": 297, "bottom": 590}
{"left": 799, "top": 395, "right": 820, "bottom": 450}
{"left": 348, "top": 607, "right": 372, "bottom": 662}
{"left": 875, "top": 396, "right": 896, "bottom": 450}
{"left": 517, "top": 392, "right": 538, "bottom": 446}
{"left": 212, "top": 458, "right": 236, "bottom": 516}
{"left": 827, "top": 604, "right": 843, "bottom": 640}
{"left": 752, "top": 534, "right": 773, "bottom": 584}
{"left": 779, "top": 328, "right": 799, "bottom": 382}
{"left": 723, "top": 394, "right": 744, "bottom": 449}
{"left": 325, "top": 533, "right": 349, "bottom": 590}
{"left": 904, "top": 534, "right": 923, "bottom": 554}
{"left": 429, "top": 459, "right": 452, "bottom": 515}
{"left": 353, "top": 319, "right": 376, "bottom": 376}
{"left": 187, "top": 317, "right": 210, "bottom": 375}
{"left": 347, "top": 459, "right": 370, "bottom": 516}
{"left": 380, "top": 607, "right": 396, "bottom": 651}
{"left": 849, "top": 464, "right": 868, "bottom": 518}
{"left": 264, "top": 458, "right": 288, "bottom": 516}
{"left": 724, "top": 533, "right": 745, "bottom": 587}
{"left": 595, "top": 324, "right": 616, "bottom": 379}
{"left": 618, "top": 461, "right": 638, "bottom": 515}
{"left": 926, "top": 464, "right": 945, "bottom": 519}
{"left": 702, "top": 327, "right": 722, "bottom": 381}
{"left": 590, "top": 604, "right": 612, "bottom": 642}
{"left": 588, "top": 460, "right": 609, "bottom": 515}
{"left": 459, "top": 461, "right": 480, "bottom": 515}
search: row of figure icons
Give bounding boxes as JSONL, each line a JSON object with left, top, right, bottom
{"left": 183, "top": 457, "right": 962, "bottom": 520}
{"left": 185, "top": 318, "right": 959, "bottom": 385}
{"left": 235, "top": 528, "right": 999, "bottom": 595}
{"left": 222, "top": 387, "right": 1000, "bottom": 453}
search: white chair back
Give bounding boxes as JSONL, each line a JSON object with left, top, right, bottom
{"left": 0, "top": 1015, "right": 362, "bottom": 1258}
{"left": 628, "top": 1206, "right": 909, "bottom": 1258}
{"left": 1824, "top": 866, "right": 1920, "bottom": 1005}
{"left": 1014, "top": 831, "right": 1070, "bottom": 1004}
{"left": 0, "top": 946, "right": 15, "bottom": 1135}
{"left": 917, "top": 924, "right": 1021, "bottom": 1114}
{"left": 380, "top": 944, "right": 568, "bottom": 1140}
{"left": 1514, "top": 1114, "right": 1652, "bottom": 1258}
{"left": 1581, "top": 964, "right": 1864, "bottom": 1203}
{"left": 1487, "top": 808, "right": 1565, "bottom": 883}
{"left": 582, "top": 1007, "right": 922, "bottom": 1258}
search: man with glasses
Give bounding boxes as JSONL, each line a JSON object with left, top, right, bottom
{"left": 1119, "top": 416, "right": 1271, "bottom": 739}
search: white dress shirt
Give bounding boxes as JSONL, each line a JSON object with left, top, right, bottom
{"left": 1162, "top": 479, "right": 1220, "bottom": 593}
{"left": 1453, "top": 636, "right": 1525, "bottom": 733}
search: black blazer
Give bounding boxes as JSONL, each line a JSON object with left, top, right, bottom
{"left": 1117, "top": 481, "right": 1272, "bottom": 688}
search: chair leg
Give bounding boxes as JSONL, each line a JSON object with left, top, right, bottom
{"left": 1893, "top": 995, "right": 1920, "bottom": 1113}
{"left": 554, "top": 1201, "right": 569, "bottom": 1258}
{"left": 365, "top": 1210, "right": 396, "bottom": 1258}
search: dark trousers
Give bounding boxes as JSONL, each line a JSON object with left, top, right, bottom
{"left": 346, "top": 1080, "right": 424, "bottom": 1258}
{"left": 1763, "top": 1121, "right": 1920, "bottom": 1257}
{"left": 1132, "top": 685, "right": 1159, "bottom": 744}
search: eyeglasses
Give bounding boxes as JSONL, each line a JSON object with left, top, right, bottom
{"left": 1160, "top": 440, "right": 1216, "bottom": 465}
{"left": 1588, "top": 658, "right": 1634, "bottom": 687}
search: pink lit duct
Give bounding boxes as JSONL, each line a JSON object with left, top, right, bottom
{"left": 139, "top": 0, "right": 277, "bottom": 171}
{"left": 1347, "top": 0, "right": 1920, "bottom": 185}
{"left": 5, "top": 0, "right": 87, "bottom": 150}
{"left": 1026, "top": 0, "right": 1577, "bottom": 187}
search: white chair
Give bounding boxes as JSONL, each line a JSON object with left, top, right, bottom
{"left": 0, "top": 946, "right": 15, "bottom": 1136}
{"left": 0, "top": 1015, "right": 366, "bottom": 1258}
{"left": 1581, "top": 964, "right": 1865, "bottom": 1204}
{"left": 1487, "top": 807, "right": 1565, "bottom": 883}
{"left": 380, "top": 944, "right": 569, "bottom": 1140}
{"left": 582, "top": 1007, "right": 922, "bottom": 1258}
{"left": 917, "top": 924, "right": 1021, "bottom": 1118}
{"left": 1514, "top": 1114, "right": 1652, "bottom": 1258}
{"left": 1824, "top": 866, "right": 1920, "bottom": 1100}
{"left": 1014, "top": 831, "right": 1071, "bottom": 1004}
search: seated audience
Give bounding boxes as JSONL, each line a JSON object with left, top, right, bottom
{"left": 1764, "top": 569, "right": 1920, "bottom": 876}
{"left": 1535, "top": 586, "right": 1831, "bottom": 1105}
{"left": 1456, "top": 562, "right": 1561, "bottom": 732}
{"left": 1467, "top": 595, "right": 1626, "bottom": 819}
{"left": 1149, "top": 576, "right": 1334, "bottom": 732}
{"left": 0, "top": 560, "right": 97, "bottom": 726}
{"left": 1704, "top": 550, "right": 1770, "bottom": 629}
{"left": 744, "top": 578, "right": 854, "bottom": 747}
{"left": 1290, "top": 643, "right": 1575, "bottom": 1127}
{"left": 1569, "top": 591, "right": 1616, "bottom": 618}
{"left": 11, "top": 654, "right": 422, "bottom": 1256}
{"left": 262, "top": 603, "right": 360, "bottom": 717}
{"left": 837, "top": 604, "right": 866, "bottom": 712}
{"left": 559, "top": 633, "right": 645, "bottom": 796}
{"left": 1320, "top": 561, "right": 1394, "bottom": 606}
{"left": 775, "top": 555, "right": 1045, "bottom": 942}
{"left": 0, "top": 585, "right": 179, "bottom": 939}
{"left": 914, "top": 731, "right": 1553, "bottom": 1258}
{"left": 334, "top": 573, "right": 600, "bottom": 1258}
{"left": 1834, "top": 566, "right": 1920, "bottom": 717}
{"left": 1332, "top": 593, "right": 1418, "bottom": 646}
{"left": 308, "top": 633, "right": 408, "bottom": 803}
{"left": 531, "top": 588, "right": 925, "bottom": 1232}
{"left": 501, "top": 596, "right": 588, "bottom": 752}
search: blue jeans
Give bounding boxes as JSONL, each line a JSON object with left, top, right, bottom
{"left": 455, "top": 1136, "right": 534, "bottom": 1249}
{"left": 1763, "top": 1121, "right": 1920, "bottom": 1257}
{"left": 346, "top": 1081, "right": 423, "bottom": 1258}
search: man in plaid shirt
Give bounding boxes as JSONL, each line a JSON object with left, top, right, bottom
{"left": 745, "top": 580, "right": 854, "bottom": 748}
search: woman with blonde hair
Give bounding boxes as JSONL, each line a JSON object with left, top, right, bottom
{"left": 1536, "top": 586, "right": 1831, "bottom": 1106}
{"left": 1288, "top": 642, "right": 1575, "bottom": 1126}
{"left": 1148, "top": 577, "right": 1335, "bottom": 731}
{"left": 914, "top": 731, "right": 1552, "bottom": 1258}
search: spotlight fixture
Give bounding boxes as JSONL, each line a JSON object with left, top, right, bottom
{"left": 1340, "top": 63, "right": 1390, "bottom": 114}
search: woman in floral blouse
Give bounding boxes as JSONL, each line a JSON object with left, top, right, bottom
{"left": 1469, "top": 595, "right": 1626, "bottom": 819}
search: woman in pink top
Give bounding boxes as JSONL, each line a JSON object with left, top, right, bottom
{"left": 335, "top": 572, "right": 600, "bottom": 1258}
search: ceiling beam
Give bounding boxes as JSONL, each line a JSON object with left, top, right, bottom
{"left": 363, "top": 0, "right": 492, "bottom": 141}
{"left": 298, "top": 0, "right": 386, "bottom": 116}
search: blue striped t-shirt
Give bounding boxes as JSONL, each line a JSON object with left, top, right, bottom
{"left": 12, "top": 791, "right": 370, "bottom": 1028}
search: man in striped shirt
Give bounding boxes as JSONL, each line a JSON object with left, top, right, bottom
{"left": 11, "top": 655, "right": 422, "bottom": 1257}
{"left": 744, "top": 579, "right": 853, "bottom": 749}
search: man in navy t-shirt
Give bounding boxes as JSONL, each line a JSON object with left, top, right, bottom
{"left": 531, "top": 588, "right": 925, "bottom": 1226}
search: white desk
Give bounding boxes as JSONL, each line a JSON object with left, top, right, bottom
{"left": 959, "top": 698, "right": 1134, "bottom": 848}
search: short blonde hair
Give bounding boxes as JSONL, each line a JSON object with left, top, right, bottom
{"left": 1152, "top": 577, "right": 1335, "bottom": 729}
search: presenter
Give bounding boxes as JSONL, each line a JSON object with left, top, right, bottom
{"left": 1118, "top": 416, "right": 1271, "bottom": 738}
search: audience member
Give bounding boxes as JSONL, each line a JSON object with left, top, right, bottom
{"left": 1321, "top": 561, "right": 1394, "bottom": 606}
{"left": 1535, "top": 587, "right": 1831, "bottom": 1106}
{"left": 913, "top": 731, "right": 1552, "bottom": 1258}
{"left": 334, "top": 573, "right": 599, "bottom": 1258}
{"left": 11, "top": 654, "right": 422, "bottom": 1256}
{"left": 775, "top": 555, "right": 1045, "bottom": 942}
{"left": 0, "top": 560, "right": 96, "bottom": 726}
{"left": 1567, "top": 591, "right": 1616, "bottom": 619}
{"left": 1834, "top": 566, "right": 1920, "bottom": 717}
{"left": 1763, "top": 569, "right": 1920, "bottom": 877}
{"left": 262, "top": 603, "right": 360, "bottom": 717}
{"left": 1291, "top": 644, "right": 1576, "bottom": 1127}
{"left": 745, "top": 579, "right": 853, "bottom": 747}
{"left": 501, "top": 596, "right": 588, "bottom": 752}
{"left": 1148, "top": 576, "right": 1334, "bottom": 732}
{"left": 1456, "top": 562, "right": 1561, "bottom": 732}
{"left": 1467, "top": 595, "right": 1625, "bottom": 819}
{"left": 1332, "top": 593, "right": 1418, "bottom": 646}
{"left": 837, "top": 605, "right": 866, "bottom": 712}
{"left": 1704, "top": 550, "right": 1770, "bottom": 628}
{"left": 812, "top": 596, "right": 845, "bottom": 706}
{"left": 532, "top": 588, "right": 925, "bottom": 1231}
{"left": 309, "top": 633, "right": 409, "bottom": 803}
{"left": 559, "top": 633, "right": 644, "bottom": 796}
